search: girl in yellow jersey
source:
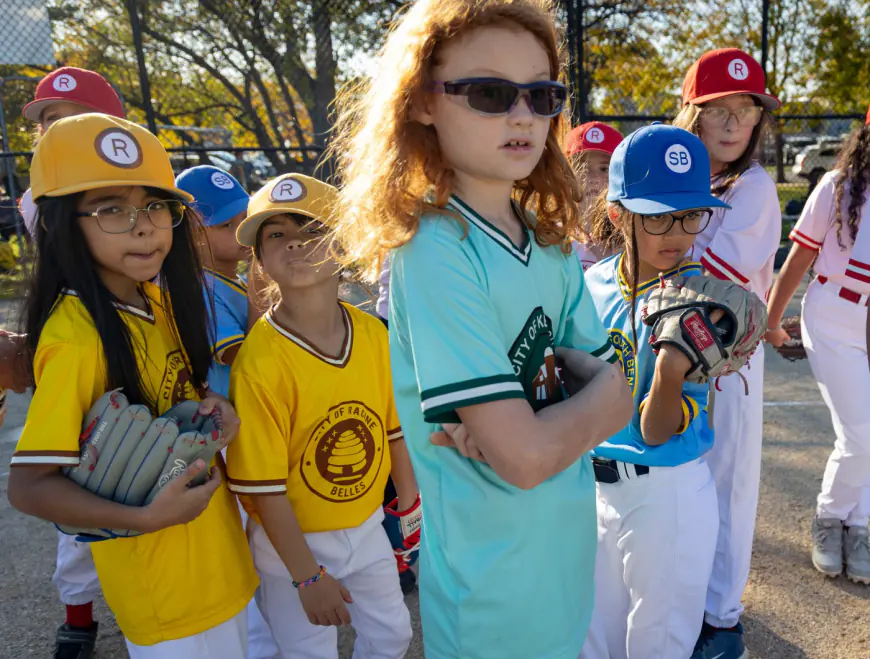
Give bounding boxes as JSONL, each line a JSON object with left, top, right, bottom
{"left": 226, "top": 174, "right": 417, "bottom": 658}
{"left": 7, "top": 114, "right": 258, "bottom": 658}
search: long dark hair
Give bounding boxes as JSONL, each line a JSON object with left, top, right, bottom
{"left": 23, "top": 187, "right": 214, "bottom": 410}
{"left": 673, "top": 99, "right": 773, "bottom": 198}
{"left": 832, "top": 124, "right": 870, "bottom": 248}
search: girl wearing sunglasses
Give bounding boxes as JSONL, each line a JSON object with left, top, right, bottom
{"left": 328, "top": 0, "right": 633, "bottom": 657}
{"left": 673, "top": 48, "right": 782, "bottom": 659}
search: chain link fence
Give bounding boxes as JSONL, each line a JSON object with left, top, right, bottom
{"left": 1, "top": 0, "right": 868, "bottom": 247}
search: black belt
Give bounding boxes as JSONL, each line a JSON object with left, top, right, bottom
{"left": 592, "top": 458, "right": 650, "bottom": 484}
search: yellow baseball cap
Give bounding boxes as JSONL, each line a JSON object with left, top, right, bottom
{"left": 30, "top": 113, "right": 193, "bottom": 202}
{"left": 237, "top": 174, "right": 336, "bottom": 247}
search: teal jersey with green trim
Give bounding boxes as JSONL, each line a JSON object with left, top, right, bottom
{"left": 204, "top": 269, "right": 248, "bottom": 398}
{"left": 389, "top": 195, "right": 615, "bottom": 659}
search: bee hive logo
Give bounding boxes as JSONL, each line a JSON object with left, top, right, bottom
{"left": 301, "top": 401, "right": 385, "bottom": 502}
{"left": 159, "top": 350, "right": 197, "bottom": 408}
{"left": 609, "top": 329, "right": 637, "bottom": 395}
{"left": 509, "top": 307, "right": 563, "bottom": 411}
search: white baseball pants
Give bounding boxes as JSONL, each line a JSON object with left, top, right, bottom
{"left": 579, "top": 458, "right": 719, "bottom": 659}
{"left": 249, "top": 508, "right": 412, "bottom": 659}
{"left": 53, "top": 531, "right": 101, "bottom": 606}
{"left": 802, "top": 280, "right": 870, "bottom": 527}
{"left": 704, "top": 346, "right": 765, "bottom": 629}
{"left": 126, "top": 609, "right": 247, "bottom": 659}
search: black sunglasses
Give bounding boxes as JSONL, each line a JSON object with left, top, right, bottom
{"left": 431, "top": 77, "right": 568, "bottom": 117}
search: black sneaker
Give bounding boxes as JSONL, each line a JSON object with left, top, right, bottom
{"left": 54, "top": 622, "right": 98, "bottom": 659}
{"left": 399, "top": 569, "right": 418, "bottom": 596}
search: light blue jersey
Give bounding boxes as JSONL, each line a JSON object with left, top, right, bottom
{"left": 389, "top": 196, "right": 616, "bottom": 659}
{"left": 585, "top": 254, "right": 713, "bottom": 467}
{"left": 204, "top": 269, "right": 248, "bottom": 398}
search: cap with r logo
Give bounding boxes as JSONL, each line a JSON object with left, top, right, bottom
{"left": 29, "top": 113, "right": 192, "bottom": 202}
{"left": 237, "top": 174, "right": 337, "bottom": 247}
{"left": 22, "top": 66, "right": 125, "bottom": 122}
{"left": 682, "top": 48, "right": 780, "bottom": 110}
{"left": 175, "top": 165, "right": 249, "bottom": 227}
{"left": 607, "top": 123, "right": 730, "bottom": 215}
{"left": 566, "top": 121, "right": 624, "bottom": 157}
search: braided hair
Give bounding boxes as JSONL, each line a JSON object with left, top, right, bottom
{"left": 832, "top": 124, "right": 870, "bottom": 249}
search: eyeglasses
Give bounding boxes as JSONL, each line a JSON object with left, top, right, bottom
{"left": 700, "top": 105, "right": 763, "bottom": 128}
{"left": 639, "top": 210, "right": 713, "bottom": 235}
{"left": 76, "top": 200, "right": 186, "bottom": 234}
{"left": 431, "top": 78, "right": 568, "bottom": 117}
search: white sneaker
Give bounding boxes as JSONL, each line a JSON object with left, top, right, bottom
{"left": 844, "top": 525, "right": 870, "bottom": 585}
{"left": 811, "top": 515, "right": 843, "bottom": 577}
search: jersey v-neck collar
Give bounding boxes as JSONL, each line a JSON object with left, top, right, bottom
{"left": 266, "top": 302, "right": 353, "bottom": 368}
{"left": 204, "top": 268, "right": 247, "bottom": 295}
{"left": 447, "top": 195, "right": 532, "bottom": 266}
{"left": 615, "top": 254, "right": 702, "bottom": 303}
{"left": 62, "top": 287, "right": 156, "bottom": 323}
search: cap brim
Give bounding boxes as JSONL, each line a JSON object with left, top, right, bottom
{"left": 620, "top": 192, "right": 731, "bottom": 215}
{"left": 236, "top": 207, "right": 320, "bottom": 247}
{"left": 37, "top": 180, "right": 194, "bottom": 203}
{"left": 22, "top": 98, "right": 102, "bottom": 122}
{"left": 202, "top": 196, "right": 249, "bottom": 228}
{"left": 688, "top": 90, "right": 781, "bottom": 111}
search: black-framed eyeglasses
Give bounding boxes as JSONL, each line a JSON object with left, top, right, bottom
{"left": 700, "top": 105, "right": 763, "bottom": 128}
{"left": 431, "top": 78, "right": 568, "bottom": 117}
{"left": 76, "top": 200, "right": 186, "bottom": 234}
{"left": 639, "top": 209, "right": 713, "bottom": 235}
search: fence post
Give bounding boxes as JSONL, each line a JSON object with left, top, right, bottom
{"left": 576, "top": 0, "right": 587, "bottom": 124}
{"left": 760, "top": 0, "right": 770, "bottom": 80}
{"left": 126, "top": 0, "right": 158, "bottom": 135}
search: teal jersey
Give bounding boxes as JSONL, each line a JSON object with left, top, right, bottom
{"left": 584, "top": 254, "right": 713, "bottom": 466}
{"left": 204, "top": 269, "right": 248, "bottom": 398}
{"left": 389, "top": 195, "right": 615, "bottom": 659}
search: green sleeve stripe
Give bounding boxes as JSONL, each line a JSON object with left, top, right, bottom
{"left": 423, "top": 389, "right": 527, "bottom": 424}
{"left": 421, "top": 374, "right": 520, "bottom": 402}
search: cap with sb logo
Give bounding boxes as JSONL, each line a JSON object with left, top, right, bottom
{"left": 175, "top": 166, "right": 249, "bottom": 227}
{"left": 607, "top": 123, "right": 731, "bottom": 215}
{"left": 682, "top": 48, "right": 780, "bottom": 110}
{"left": 29, "top": 113, "right": 192, "bottom": 201}
{"left": 22, "top": 67, "right": 125, "bottom": 122}
{"left": 236, "top": 174, "right": 337, "bottom": 247}
{"left": 566, "top": 121, "right": 624, "bottom": 157}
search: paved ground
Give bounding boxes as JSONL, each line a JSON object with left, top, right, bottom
{"left": 1, "top": 280, "right": 869, "bottom": 658}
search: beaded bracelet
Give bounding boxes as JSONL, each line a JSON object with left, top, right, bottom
{"left": 293, "top": 565, "right": 327, "bottom": 589}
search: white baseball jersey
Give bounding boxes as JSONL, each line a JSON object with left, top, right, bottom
{"left": 689, "top": 163, "right": 782, "bottom": 299}
{"left": 19, "top": 188, "right": 37, "bottom": 237}
{"left": 790, "top": 169, "right": 870, "bottom": 293}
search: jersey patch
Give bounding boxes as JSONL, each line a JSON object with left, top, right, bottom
{"left": 158, "top": 350, "right": 196, "bottom": 408}
{"left": 300, "top": 400, "right": 386, "bottom": 503}
{"left": 609, "top": 328, "right": 637, "bottom": 396}
{"left": 508, "top": 307, "right": 563, "bottom": 411}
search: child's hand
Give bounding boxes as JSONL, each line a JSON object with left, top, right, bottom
{"left": 142, "top": 459, "right": 221, "bottom": 532}
{"left": 298, "top": 573, "right": 353, "bottom": 626}
{"left": 199, "top": 395, "right": 240, "bottom": 449}
{"left": 554, "top": 347, "right": 608, "bottom": 394}
{"left": 431, "top": 423, "right": 487, "bottom": 462}
{"left": 764, "top": 326, "right": 790, "bottom": 347}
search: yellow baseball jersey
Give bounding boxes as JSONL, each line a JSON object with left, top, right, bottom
{"left": 12, "top": 283, "right": 257, "bottom": 646}
{"left": 227, "top": 302, "right": 401, "bottom": 533}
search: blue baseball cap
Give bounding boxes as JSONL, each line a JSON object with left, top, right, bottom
{"left": 175, "top": 165, "right": 249, "bottom": 227}
{"left": 607, "top": 124, "right": 730, "bottom": 215}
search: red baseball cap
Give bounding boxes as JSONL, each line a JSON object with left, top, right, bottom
{"left": 566, "top": 122, "right": 623, "bottom": 157}
{"left": 22, "top": 67, "right": 125, "bottom": 122}
{"left": 682, "top": 49, "right": 780, "bottom": 110}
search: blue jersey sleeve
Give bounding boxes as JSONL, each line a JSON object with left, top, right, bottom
{"left": 557, "top": 256, "right": 617, "bottom": 363}
{"left": 206, "top": 274, "right": 248, "bottom": 364}
{"left": 390, "top": 219, "right": 525, "bottom": 424}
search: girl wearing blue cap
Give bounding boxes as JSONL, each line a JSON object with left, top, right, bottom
{"left": 579, "top": 124, "right": 730, "bottom": 659}
{"left": 174, "top": 165, "right": 279, "bottom": 659}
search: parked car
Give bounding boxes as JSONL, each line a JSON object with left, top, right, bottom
{"left": 792, "top": 141, "right": 842, "bottom": 185}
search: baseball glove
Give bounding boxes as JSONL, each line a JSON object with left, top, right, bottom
{"left": 57, "top": 390, "right": 223, "bottom": 541}
{"left": 642, "top": 274, "right": 767, "bottom": 389}
{"left": 383, "top": 495, "right": 422, "bottom": 573}
{"left": 775, "top": 315, "right": 807, "bottom": 361}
